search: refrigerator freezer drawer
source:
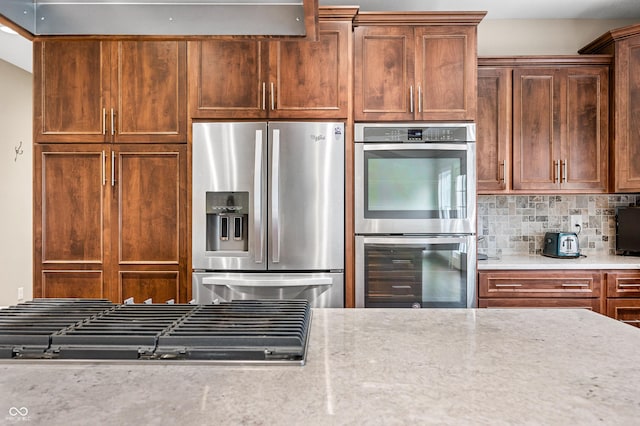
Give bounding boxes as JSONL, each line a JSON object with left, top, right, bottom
{"left": 193, "top": 272, "right": 344, "bottom": 308}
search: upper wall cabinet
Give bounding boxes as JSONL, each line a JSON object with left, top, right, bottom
{"left": 353, "top": 12, "right": 485, "bottom": 122}
{"left": 477, "top": 66, "right": 511, "bottom": 193}
{"left": 34, "top": 40, "right": 187, "bottom": 143}
{"left": 580, "top": 24, "right": 640, "bottom": 193}
{"left": 477, "top": 57, "right": 611, "bottom": 194}
{"left": 189, "top": 7, "right": 357, "bottom": 120}
{"left": 512, "top": 64, "right": 609, "bottom": 193}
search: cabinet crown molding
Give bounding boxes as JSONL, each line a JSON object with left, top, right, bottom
{"left": 478, "top": 55, "right": 613, "bottom": 67}
{"left": 579, "top": 23, "right": 640, "bottom": 54}
{"left": 354, "top": 11, "right": 486, "bottom": 26}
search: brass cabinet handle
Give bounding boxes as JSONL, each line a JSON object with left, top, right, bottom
{"left": 111, "top": 151, "right": 115, "bottom": 186}
{"left": 102, "top": 150, "right": 106, "bottom": 186}
{"left": 409, "top": 85, "right": 414, "bottom": 113}
{"left": 495, "top": 283, "right": 523, "bottom": 287}
{"left": 619, "top": 284, "right": 640, "bottom": 288}
{"left": 561, "top": 283, "right": 589, "bottom": 287}
{"left": 553, "top": 160, "right": 560, "bottom": 183}
{"left": 418, "top": 84, "right": 422, "bottom": 113}
{"left": 499, "top": 160, "right": 506, "bottom": 182}
{"left": 110, "top": 108, "right": 115, "bottom": 136}
{"left": 262, "top": 82, "right": 266, "bottom": 111}
{"left": 102, "top": 108, "right": 106, "bottom": 135}
{"left": 562, "top": 159, "right": 567, "bottom": 183}
{"left": 270, "top": 82, "right": 275, "bottom": 111}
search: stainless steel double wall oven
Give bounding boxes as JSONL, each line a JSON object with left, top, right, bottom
{"left": 355, "top": 123, "right": 477, "bottom": 308}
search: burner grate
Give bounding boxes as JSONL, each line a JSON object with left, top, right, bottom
{"left": 0, "top": 299, "right": 311, "bottom": 363}
{"left": 156, "top": 300, "right": 311, "bottom": 361}
{"left": 0, "top": 299, "right": 115, "bottom": 358}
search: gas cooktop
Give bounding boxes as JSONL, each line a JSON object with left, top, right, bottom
{"left": 0, "top": 299, "right": 311, "bottom": 365}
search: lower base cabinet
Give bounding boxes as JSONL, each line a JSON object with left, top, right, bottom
{"left": 479, "top": 269, "right": 640, "bottom": 326}
{"left": 605, "top": 271, "right": 640, "bottom": 328}
{"left": 478, "top": 270, "right": 604, "bottom": 314}
{"left": 34, "top": 143, "right": 189, "bottom": 303}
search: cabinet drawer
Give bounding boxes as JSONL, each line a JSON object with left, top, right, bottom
{"left": 479, "top": 298, "right": 601, "bottom": 313}
{"left": 605, "top": 271, "right": 640, "bottom": 297}
{"left": 478, "top": 271, "right": 602, "bottom": 298}
{"left": 607, "top": 299, "right": 640, "bottom": 328}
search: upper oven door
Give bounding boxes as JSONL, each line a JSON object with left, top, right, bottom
{"left": 355, "top": 142, "right": 476, "bottom": 235}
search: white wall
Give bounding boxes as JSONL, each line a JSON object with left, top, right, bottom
{"left": 478, "top": 19, "right": 638, "bottom": 55}
{"left": 0, "top": 58, "right": 32, "bottom": 306}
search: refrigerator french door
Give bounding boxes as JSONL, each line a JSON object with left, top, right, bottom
{"left": 192, "top": 122, "right": 345, "bottom": 307}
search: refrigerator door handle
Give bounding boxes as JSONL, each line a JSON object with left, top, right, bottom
{"left": 202, "top": 277, "right": 332, "bottom": 287}
{"left": 271, "top": 128, "right": 281, "bottom": 263}
{"left": 254, "top": 129, "right": 264, "bottom": 263}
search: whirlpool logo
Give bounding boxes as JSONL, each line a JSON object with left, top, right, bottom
{"left": 310, "top": 134, "right": 326, "bottom": 143}
{"left": 7, "top": 406, "right": 30, "bottom": 422}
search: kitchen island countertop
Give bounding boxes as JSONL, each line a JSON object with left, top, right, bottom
{"left": 1, "top": 308, "right": 640, "bottom": 425}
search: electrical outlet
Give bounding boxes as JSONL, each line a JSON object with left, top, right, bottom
{"left": 570, "top": 215, "right": 582, "bottom": 230}
{"left": 17, "top": 286, "right": 24, "bottom": 301}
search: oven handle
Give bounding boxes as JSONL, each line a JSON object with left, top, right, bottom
{"left": 360, "top": 236, "right": 472, "bottom": 245}
{"left": 202, "top": 277, "right": 332, "bottom": 287}
{"left": 361, "top": 143, "right": 470, "bottom": 151}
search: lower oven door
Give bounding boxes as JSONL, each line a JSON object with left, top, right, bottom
{"left": 355, "top": 235, "right": 476, "bottom": 308}
{"left": 192, "top": 272, "right": 344, "bottom": 308}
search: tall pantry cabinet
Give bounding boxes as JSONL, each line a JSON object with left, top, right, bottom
{"left": 33, "top": 39, "right": 189, "bottom": 303}
{"left": 580, "top": 23, "right": 640, "bottom": 193}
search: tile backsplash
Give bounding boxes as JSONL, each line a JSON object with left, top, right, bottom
{"left": 477, "top": 194, "right": 640, "bottom": 257}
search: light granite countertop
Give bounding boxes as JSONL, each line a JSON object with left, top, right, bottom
{"left": 478, "top": 253, "right": 640, "bottom": 270}
{"left": 1, "top": 308, "right": 640, "bottom": 425}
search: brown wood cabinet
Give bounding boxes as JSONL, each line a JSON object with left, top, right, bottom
{"left": 477, "top": 57, "right": 610, "bottom": 194}
{"left": 34, "top": 39, "right": 187, "bottom": 143}
{"left": 580, "top": 24, "right": 640, "bottom": 192}
{"left": 605, "top": 270, "right": 640, "bottom": 327}
{"left": 353, "top": 12, "right": 484, "bottom": 122}
{"left": 513, "top": 65, "right": 609, "bottom": 192}
{"left": 478, "top": 270, "right": 603, "bottom": 313}
{"left": 477, "top": 66, "right": 511, "bottom": 193}
{"left": 34, "top": 144, "right": 188, "bottom": 303}
{"left": 189, "top": 8, "right": 355, "bottom": 120}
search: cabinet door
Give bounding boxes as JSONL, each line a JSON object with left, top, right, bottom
{"left": 188, "top": 40, "right": 268, "bottom": 119}
{"left": 477, "top": 67, "right": 511, "bottom": 193}
{"left": 607, "top": 299, "right": 640, "bottom": 328}
{"left": 269, "top": 21, "right": 349, "bottom": 119}
{"left": 354, "top": 26, "right": 415, "bottom": 121}
{"left": 111, "top": 144, "right": 188, "bottom": 303}
{"left": 415, "top": 26, "right": 476, "bottom": 121}
{"left": 512, "top": 68, "right": 562, "bottom": 191}
{"left": 613, "top": 36, "right": 640, "bottom": 192}
{"left": 34, "top": 40, "right": 110, "bottom": 143}
{"left": 562, "top": 67, "right": 608, "bottom": 192}
{"left": 34, "top": 144, "right": 109, "bottom": 298}
{"left": 112, "top": 41, "right": 187, "bottom": 143}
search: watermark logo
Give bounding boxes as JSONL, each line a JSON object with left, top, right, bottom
{"left": 6, "top": 407, "right": 30, "bottom": 422}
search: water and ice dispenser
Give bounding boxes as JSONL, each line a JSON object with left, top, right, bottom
{"left": 206, "top": 192, "right": 249, "bottom": 252}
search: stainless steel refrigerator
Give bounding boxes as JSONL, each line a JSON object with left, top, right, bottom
{"left": 192, "top": 122, "right": 345, "bottom": 307}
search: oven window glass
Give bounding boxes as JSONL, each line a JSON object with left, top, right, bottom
{"left": 364, "top": 242, "right": 468, "bottom": 308}
{"left": 364, "top": 150, "right": 467, "bottom": 219}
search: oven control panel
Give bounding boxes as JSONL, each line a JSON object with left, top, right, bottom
{"left": 355, "top": 123, "right": 475, "bottom": 143}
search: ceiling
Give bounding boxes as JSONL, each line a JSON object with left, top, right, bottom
{"left": 2, "top": 0, "right": 640, "bottom": 73}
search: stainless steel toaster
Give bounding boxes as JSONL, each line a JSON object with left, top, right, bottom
{"left": 542, "top": 232, "right": 581, "bottom": 258}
